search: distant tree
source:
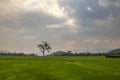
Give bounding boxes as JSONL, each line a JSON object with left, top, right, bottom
{"left": 38, "top": 41, "right": 52, "bottom": 56}
{"left": 67, "top": 51, "right": 72, "bottom": 54}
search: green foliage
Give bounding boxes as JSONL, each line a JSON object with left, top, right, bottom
{"left": 0, "top": 56, "right": 120, "bottom": 80}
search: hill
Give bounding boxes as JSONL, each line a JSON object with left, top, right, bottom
{"left": 107, "top": 48, "right": 120, "bottom": 55}
{"left": 108, "top": 48, "right": 120, "bottom": 53}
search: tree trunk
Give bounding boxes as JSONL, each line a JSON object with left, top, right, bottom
{"left": 43, "top": 52, "right": 44, "bottom": 56}
{"left": 42, "top": 50, "right": 45, "bottom": 56}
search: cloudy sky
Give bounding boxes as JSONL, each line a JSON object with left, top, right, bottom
{"left": 0, "top": 0, "right": 120, "bottom": 54}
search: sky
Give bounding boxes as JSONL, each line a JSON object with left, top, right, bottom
{"left": 0, "top": 0, "right": 120, "bottom": 54}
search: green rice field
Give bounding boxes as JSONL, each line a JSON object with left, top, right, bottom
{"left": 0, "top": 56, "right": 120, "bottom": 80}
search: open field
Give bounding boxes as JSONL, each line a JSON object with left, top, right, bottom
{"left": 0, "top": 56, "right": 120, "bottom": 80}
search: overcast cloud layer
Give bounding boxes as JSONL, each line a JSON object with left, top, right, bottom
{"left": 0, "top": 0, "right": 120, "bottom": 54}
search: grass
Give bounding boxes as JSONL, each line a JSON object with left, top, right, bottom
{"left": 0, "top": 56, "right": 120, "bottom": 80}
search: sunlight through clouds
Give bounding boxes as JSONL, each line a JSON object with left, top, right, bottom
{"left": 65, "top": 18, "right": 76, "bottom": 26}
{"left": 11, "top": 0, "right": 77, "bottom": 33}
{"left": 46, "top": 18, "right": 77, "bottom": 33}
{"left": 1, "top": 0, "right": 77, "bottom": 33}
{"left": 10, "top": 0, "right": 68, "bottom": 18}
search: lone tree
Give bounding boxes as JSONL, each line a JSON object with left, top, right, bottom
{"left": 38, "top": 41, "right": 52, "bottom": 56}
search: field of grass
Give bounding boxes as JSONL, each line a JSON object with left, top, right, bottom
{"left": 0, "top": 56, "right": 120, "bottom": 80}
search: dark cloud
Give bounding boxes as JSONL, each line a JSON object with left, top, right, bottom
{"left": 58, "top": 0, "right": 120, "bottom": 38}
{"left": 57, "top": 0, "right": 120, "bottom": 52}
{"left": 0, "top": 11, "right": 65, "bottom": 28}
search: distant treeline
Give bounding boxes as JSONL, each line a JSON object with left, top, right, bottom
{"left": 0, "top": 52, "right": 37, "bottom": 56}
{"left": 49, "top": 51, "right": 120, "bottom": 56}
{"left": 105, "top": 55, "right": 120, "bottom": 58}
